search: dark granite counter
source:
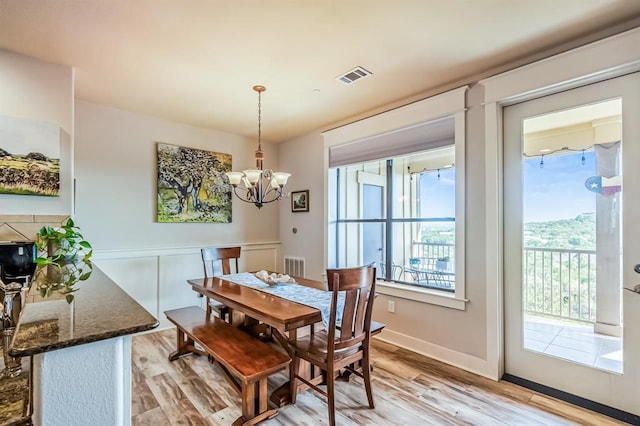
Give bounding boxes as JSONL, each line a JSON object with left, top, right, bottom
{"left": 0, "top": 357, "right": 30, "bottom": 425}
{"left": 9, "top": 265, "right": 159, "bottom": 357}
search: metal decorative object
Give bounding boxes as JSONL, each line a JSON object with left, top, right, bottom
{"left": 225, "top": 86, "right": 290, "bottom": 209}
{"left": 1, "top": 277, "right": 24, "bottom": 377}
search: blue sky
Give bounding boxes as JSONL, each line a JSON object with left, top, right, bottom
{"left": 524, "top": 151, "right": 596, "bottom": 222}
{"left": 419, "top": 168, "right": 455, "bottom": 219}
{"left": 418, "top": 151, "right": 597, "bottom": 223}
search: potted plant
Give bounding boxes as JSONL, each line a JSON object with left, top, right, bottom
{"left": 34, "top": 260, "right": 93, "bottom": 303}
{"left": 34, "top": 218, "right": 93, "bottom": 264}
{"left": 33, "top": 218, "right": 93, "bottom": 303}
{"left": 436, "top": 256, "right": 451, "bottom": 271}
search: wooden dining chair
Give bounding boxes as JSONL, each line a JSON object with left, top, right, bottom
{"left": 201, "top": 246, "right": 241, "bottom": 322}
{"left": 288, "top": 265, "right": 377, "bottom": 426}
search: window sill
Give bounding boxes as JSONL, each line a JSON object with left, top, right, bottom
{"left": 376, "top": 280, "right": 468, "bottom": 310}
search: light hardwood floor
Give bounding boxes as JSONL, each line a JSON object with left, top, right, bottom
{"left": 132, "top": 328, "right": 627, "bottom": 425}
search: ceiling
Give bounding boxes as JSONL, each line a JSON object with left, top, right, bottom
{"left": 1, "top": 1, "right": 640, "bottom": 143}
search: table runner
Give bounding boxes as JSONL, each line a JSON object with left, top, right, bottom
{"left": 218, "top": 272, "right": 344, "bottom": 328}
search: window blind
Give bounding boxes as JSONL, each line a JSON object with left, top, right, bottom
{"left": 328, "top": 115, "right": 454, "bottom": 167}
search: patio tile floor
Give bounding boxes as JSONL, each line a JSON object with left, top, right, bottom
{"left": 523, "top": 314, "right": 622, "bottom": 374}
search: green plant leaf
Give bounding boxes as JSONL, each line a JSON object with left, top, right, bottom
{"left": 34, "top": 257, "right": 53, "bottom": 266}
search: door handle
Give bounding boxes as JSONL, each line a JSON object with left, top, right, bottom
{"left": 634, "top": 264, "right": 640, "bottom": 274}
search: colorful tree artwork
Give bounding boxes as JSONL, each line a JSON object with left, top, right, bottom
{"left": 156, "top": 142, "right": 232, "bottom": 223}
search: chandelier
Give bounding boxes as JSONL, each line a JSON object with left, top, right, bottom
{"left": 225, "top": 85, "right": 290, "bottom": 209}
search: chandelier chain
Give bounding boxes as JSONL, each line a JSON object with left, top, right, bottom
{"left": 224, "top": 84, "right": 290, "bottom": 209}
{"left": 257, "top": 89, "right": 262, "bottom": 152}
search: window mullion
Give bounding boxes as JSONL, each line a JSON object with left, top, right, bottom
{"left": 335, "top": 167, "right": 341, "bottom": 267}
{"left": 384, "top": 159, "right": 393, "bottom": 281}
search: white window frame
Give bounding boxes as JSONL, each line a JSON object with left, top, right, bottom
{"left": 481, "top": 26, "right": 640, "bottom": 380}
{"left": 323, "top": 86, "right": 468, "bottom": 310}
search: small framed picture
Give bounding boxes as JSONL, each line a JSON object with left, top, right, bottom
{"left": 291, "top": 190, "right": 309, "bottom": 212}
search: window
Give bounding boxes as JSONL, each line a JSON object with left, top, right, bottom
{"left": 329, "top": 147, "right": 456, "bottom": 292}
{"left": 323, "top": 86, "right": 467, "bottom": 309}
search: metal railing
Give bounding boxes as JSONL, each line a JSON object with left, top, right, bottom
{"left": 407, "top": 242, "right": 455, "bottom": 290}
{"left": 410, "top": 243, "right": 597, "bottom": 323}
{"left": 410, "top": 243, "right": 597, "bottom": 322}
{"left": 523, "top": 247, "right": 596, "bottom": 323}
{"left": 410, "top": 242, "right": 454, "bottom": 267}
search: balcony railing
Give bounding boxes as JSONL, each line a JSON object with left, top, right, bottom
{"left": 410, "top": 243, "right": 597, "bottom": 323}
{"left": 410, "top": 241, "right": 454, "bottom": 267}
{"left": 408, "top": 242, "right": 455, "bottom": 290}
{"left": 523, "top": 247, "right": 596, "bottom": 323}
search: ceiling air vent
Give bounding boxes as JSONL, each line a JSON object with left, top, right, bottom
{"left": 336, "top": 66, "right": 372, "bottom": 85}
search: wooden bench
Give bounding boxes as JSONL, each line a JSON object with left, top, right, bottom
{"left": 165, "top": 306, "right": 291, "bottom": 426}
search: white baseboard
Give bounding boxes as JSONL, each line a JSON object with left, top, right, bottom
{"left": 374, "top": 328, "right": 495, "bottom": 380}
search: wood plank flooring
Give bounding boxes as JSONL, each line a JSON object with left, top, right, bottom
{"left": 132, "top": 328, "right": 627, "bottom": 425}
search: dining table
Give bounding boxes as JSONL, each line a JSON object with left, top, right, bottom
{"left": 187, "top": 272, "right": 328, "bottom": 407}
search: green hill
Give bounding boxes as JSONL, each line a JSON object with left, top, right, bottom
{"left": 524, "top": 213, "right": 595, "bottom": 250}
{"left": 421, "top": 213, "right": 596, "bottom": 251}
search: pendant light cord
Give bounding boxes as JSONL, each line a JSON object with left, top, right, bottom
{"left": 257, "top": 89, "right": 262, "bottom": 152}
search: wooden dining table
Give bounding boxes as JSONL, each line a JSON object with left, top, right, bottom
{"left": 187, "top": 274, "right": 327, "bottom": 407}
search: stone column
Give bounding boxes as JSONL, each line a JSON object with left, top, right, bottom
{"left": 594, "top": 141, "right": 622, "bottom": 336}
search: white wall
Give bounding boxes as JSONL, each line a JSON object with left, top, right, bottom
{"left": 1, "top": 51, "right": 134, "bottom": 426}
{"left": 0, "top": 50, "right": 74, "bottom": 215}
{"left": 278, "top": 27, "right": 640, "bottom": 379}
{"left": 278, "top": 132, "right": 325, "bottom": 281}
{"left": 32, "top": 336, "right": 132, "bottom": 426}
{"left": 74, "top": 100, "right": 281, "bottom": 250}
{"left": 278, "top": 86, "right": 489, "bottom": 371}
{"left": 94, "top": 242, "right": 281, "bottom": 327}
{"left": 74, "top": 101, "right": 284, "bottom": 323}
{"left": 7, "top": 25, "right": 640, "bottom": 385}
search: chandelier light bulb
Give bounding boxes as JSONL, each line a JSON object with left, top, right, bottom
{"left": 242, "top": 169, "right": 262, "bottom": 185}
{"left": 274, "top": 172, "right": 291, "bottom": 187}
{"left": 225, "top": 172, "right": 244, "bottom": 187}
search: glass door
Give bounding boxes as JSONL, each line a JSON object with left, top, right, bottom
{"left": 504, "top": 73, "right": 640, "bottom": 415}
{"left": 362, "top": 183, "right": 384, "bottom": 275}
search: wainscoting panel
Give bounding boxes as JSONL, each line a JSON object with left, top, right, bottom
{"left": 157, "top": 253, "right": 206, "bottom": 328}
{"left": 242, "top": 244, "right": 279, "bottom": 272}
{"left": 95, "top": 256, "right": 159, "bottom": 319}
{"left": 93, "top": 242, "right": 281, "bottom": 329}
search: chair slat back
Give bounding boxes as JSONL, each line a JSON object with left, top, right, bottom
{"left": 326, "top": 266, "right": 376, "bottom": 350}
{"left": 201, "top": 246, "right": 241, "bottom": 277}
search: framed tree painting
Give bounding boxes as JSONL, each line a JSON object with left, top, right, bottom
{"left": 291, "top": 190, "right": 309, "bottom": 212}
{"left": 156, "top": 142, "right": 232, "bottom": 223}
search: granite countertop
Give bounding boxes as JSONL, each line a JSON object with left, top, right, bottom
{"left": 0, "top": 356, "right": 30, "bottom": 425}
{"left": 9, "top": 264, "right": 159, "bottom": 357}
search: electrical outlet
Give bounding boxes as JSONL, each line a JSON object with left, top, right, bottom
{"left": 388, "top": 300, "right": 395, "bottom": 313}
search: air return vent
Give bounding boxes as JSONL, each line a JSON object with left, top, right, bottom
{"left": 336, "top": 66, "right": 372, "bottom": 85}
{"left": 284, "top": 257, "right": 306, "bottom": 277}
